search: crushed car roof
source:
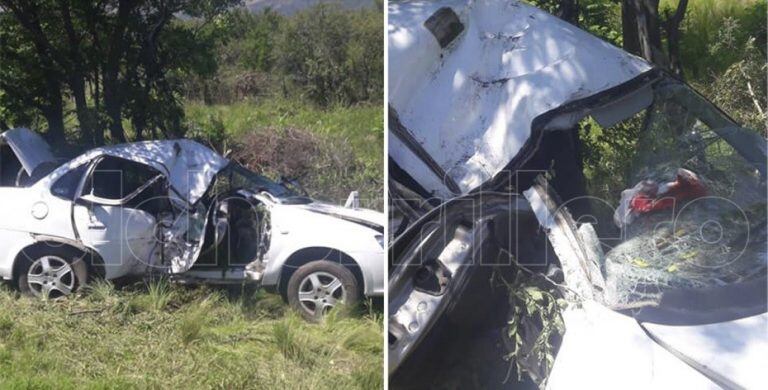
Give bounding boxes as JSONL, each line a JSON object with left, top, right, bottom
{"left": 388, "top": 0, "right": 652, "bottom": 197}
{"left": 86, "top": 139, "right": 228, "bottom": 204}
{"left": 2, "top": 128, "right": 228, "bottom": 204}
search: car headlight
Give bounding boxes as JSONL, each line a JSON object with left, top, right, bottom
{"left": 375, "top": 234, "right": 385, "bottom": 249}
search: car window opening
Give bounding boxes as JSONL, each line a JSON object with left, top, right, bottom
{"left": 540, "top": 77, "right": 766, "bottom": 314}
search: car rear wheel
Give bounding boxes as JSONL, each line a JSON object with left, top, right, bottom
{"left": 287, "top": 260, "right": 360, "bottom": 321}
{"left": 17, "top": 249, "right": 89, "bottom": 299}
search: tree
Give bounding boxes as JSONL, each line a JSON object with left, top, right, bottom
{"left": 0, "top": 0, "right": 239, "bottom": 146}
{"left": 534, "top": 0, "right": 690, "bottom": 77}
{"left": 275, "top": 3, "right": 383, "bottom": 106}
{"left": 0, "top": 3, "right": 67, "bottom": 143}
{"left": 621, "top": 0, "right": 688, "bottom": 77}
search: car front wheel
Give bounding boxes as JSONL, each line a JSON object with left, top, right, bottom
{"left": 287, "top": 260, "right": 360, "bottom": 321}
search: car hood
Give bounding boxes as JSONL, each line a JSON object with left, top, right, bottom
{"left": 547, "top": 302, "right": 767, "bottom": 389}
{"left": 639, "top": 313, "right": 768, "bottom": 389}
{"left": 0, "top": 128, "right": 57, "bottom": 175}
{"left": 388, "top": 0, "right": 651, "bottom": 197}
{"left": 291, "top": 202, "right": 384, "bottom": 232}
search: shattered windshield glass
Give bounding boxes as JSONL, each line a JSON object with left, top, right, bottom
{"left": 555, "top": 76, "right": 766, "bottom": 313}
{"left": 224, "top": 164, "right": 300, "bottom": 200}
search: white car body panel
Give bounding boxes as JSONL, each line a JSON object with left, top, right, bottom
{"left": 546, "top": 301, "right": 719, "bottom": 390}
{"left": 72, "top": 203, "right": 157, "bottom": 278}
{"left": 0, "top": 230, "right": 38, "bottom": 280}
{"left": 0, "top": 185, "right": 79, "bottom": 279}
{"left": 256, "top": 196, "right": 385, "bottom": 296}
{"left": 642, "top": 313, "right": 768, "bottom": 389}
{"left": 388, "top": 0, "right": 650, "bottom": 197}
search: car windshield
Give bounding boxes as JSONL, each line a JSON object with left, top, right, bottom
{"left": 224, "top": 163, "right": 306, "bottom": 201}
{"left": 549, "top": 75, "right": 766, "bottom": 316}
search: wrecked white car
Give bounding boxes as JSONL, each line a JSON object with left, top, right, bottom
{"left": 388, "top": 1, "right": 766, "bottom": 389}
{"left": 0, "top": 128, "right": 384, "bottom": 320}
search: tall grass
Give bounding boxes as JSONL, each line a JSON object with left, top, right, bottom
{"left": 185, "top": 99, "right": 383, "bottom": 169}
{"left": 185, "top": 99, "right": 384, "bottom": 209}
{"left": 0, "top": 282, "right": 383, "bottom": 389}
{"left": 661, "top": 0, "right": 766, "bottom": 79}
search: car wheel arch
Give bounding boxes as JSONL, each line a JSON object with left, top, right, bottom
{"left": 12, "top": 241, "right": 105, "bottom": 284}
{"left": 278, "top": 247, "right": 365, "bottom": 300}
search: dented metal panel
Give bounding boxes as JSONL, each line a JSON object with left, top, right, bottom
{"left": 388, "top": 0, "right": 651, "bottom": 196}
{"left": 92, "top": 139, "right": 228, "bottom": 205}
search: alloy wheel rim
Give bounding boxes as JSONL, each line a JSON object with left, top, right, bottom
{"left": 298, "top": 271, "right": 346, "bottom": 317}
{"left": 27, "top": 256, "right": 75, "bottom": 299}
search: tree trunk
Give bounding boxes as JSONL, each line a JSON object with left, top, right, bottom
{"left": 622, "top": 0, "right": 641, "bottom": 56}
{"left": 622, "top": 0, "right": 665, "bottom": 67}
{"left": 132, "top": 115, "right": 146, "bottom": 141}
{"left": 41, "top": 90, "right": 65, "bottom": 145}
{"left": 58, "top": 0, "right": 100, "bottom": 145}
{"left": 623, "top": 0, "right": 689, "bottom": 74}
{"left": 663, "top": 0, "right": 689, "bottom": 78}
{"left": 101, "top": 0, "right": 132, "bottom": 143}
{"left": 70, "top": 78, "right": 100, "bottom": 145}
{"left": 556, "top": 0, "right": 580, "bottom": 26}
{"left": 102, "top": 80, "right": 126, "bottom": 143}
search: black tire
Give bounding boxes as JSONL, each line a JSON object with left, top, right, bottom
{"left": 287, "top": 260, "right": 360, "bottom": 322}
{"left": 16, "top": 246, "right": 89, "bottom": 299}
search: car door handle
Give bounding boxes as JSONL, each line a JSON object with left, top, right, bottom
{"left": 87, "top": 223, "right": 106, "bottom": 230}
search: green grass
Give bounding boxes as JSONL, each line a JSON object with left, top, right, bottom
{"left": 0, "top": 281, "right": 383, "bottom": 389}
{"left": 184, "top": 99, "right": 384, "bottom": 209}
{"left": 185, "top": 99, "right": 383, "bottom": 170}
{"left": 661, "top": 0, "right": 766, "bottom": 79}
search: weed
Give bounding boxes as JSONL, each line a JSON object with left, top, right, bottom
{"left": 0, "top": 283, "right": 382, "bottom": 389}
{"left": 185, "top": 99, "right": 383, "bottom": 209}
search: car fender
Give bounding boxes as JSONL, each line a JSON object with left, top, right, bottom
{"left": 260, "top": 204, "right": 384, "bottom": 295}
{"left": 0, "top": 231, "right": 37, "bottom": 280}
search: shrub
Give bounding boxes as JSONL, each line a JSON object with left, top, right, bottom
{"left": 231, "top": 127, "right": 320, "bottom": 179}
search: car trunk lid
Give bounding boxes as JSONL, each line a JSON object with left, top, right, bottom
{"left": 0, "top": 128, "right": 57, "bottom": 176}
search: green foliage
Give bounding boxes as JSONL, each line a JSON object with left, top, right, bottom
{"left": 182, "top": 3, "right": 383, "bottom": 108}
{"left": 683, "top": 1, "right": 768, "bottom": 132}
{"left": 580, "top": 0, "right": 623, "bottom": 46}
{"left": 525, "top": 0, "right": 623, "bottom": 45}
{"left": 665, "top": 0, "right": 766, "bottom": 79}
{"left": 579, "top": 114, "right": 643, "bottom": 205}
{"left": 241, "top": 10, "right": 283, "bottom": 71}
{"left": 274, "top": 4, "right": 383, "bottom": 106}
{"left": 186, "top": 99, "right": 383, "bottom": 208}
{"left": 0, "top": 282, "right": 383, "bottom": 389}
{"left": 495, "top": 270, "right": 566, "bottom": 388}
{"left": 0, "top": 0, "right": 240, "bottom": 144}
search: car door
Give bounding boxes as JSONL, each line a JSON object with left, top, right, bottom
{"left": 73, "top": 155, "right": 165, "bottom": 275}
